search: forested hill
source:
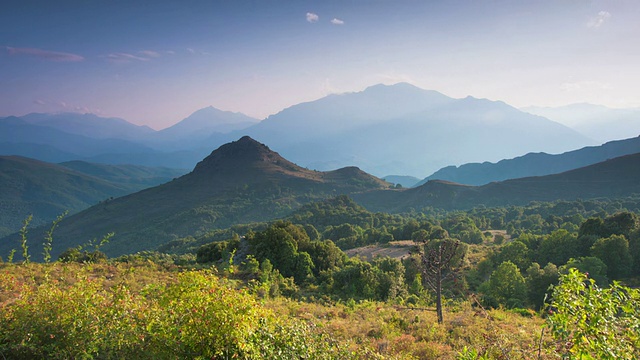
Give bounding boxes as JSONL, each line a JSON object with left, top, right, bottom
{"left": 354, "top": 152, "right": 640, "bottom": 212}
{"left": 417, "top": 135, "right": 640, "bottom": 186}
{"left": 0, "top": 156, "right": 130, "bottom": 236}
{"left": 0, "top": 137, "right": 391, "bottom": 260}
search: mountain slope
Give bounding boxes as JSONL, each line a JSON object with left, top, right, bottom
{"left": 417, "top": 135, "right": 640, "bottom": 186}
{"left": 59, "top": 161, "right": 187, "bottom": 192}
{"left": 0, "top": 137, "right": 390, "bottom": 259}
{"left": 354, "top": 152, "right": 640, "bottom": 212}
{"left": 0, "top": 156, "right": 131, "bottom": 237}
{"left": 243, "top": 83, "right": 594, "bottom": 177}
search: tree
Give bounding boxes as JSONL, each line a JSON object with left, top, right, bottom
{"left": 590, "top": 234, "right": 633, "bottom": 279}
{"left": 536, "top": 229, "right": 579, "bottom": 266}
{"left": 420, "top": 239, "right": 465, "bottom": 323}
{"left": 525, "top": 262, "right": 558, "bottom": 309}
{"left": 494, "top": 240, "right": 530, "bottom": 271}
{"left": 483, "top": 261, "right": 527, "bottom": 309}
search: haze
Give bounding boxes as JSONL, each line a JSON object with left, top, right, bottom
{"left": 2, "top": 0, "right": 639, "bottom": 130}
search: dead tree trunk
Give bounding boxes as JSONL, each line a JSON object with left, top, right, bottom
{"left": 421, "top": 239, "right": 462, "bottom": 324}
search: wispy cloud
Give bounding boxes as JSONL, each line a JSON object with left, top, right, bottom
{"left": 104, "top": 52, "right": 149, "bottom": 63}
{"left": 33, "top": 99, "right": 46, "bottom": 106}
{"left": 306, "top": 12, "right": 319, "bottom": 23}
{"left": 331, "top": 18, "right": 344, "bottom": 25}
{"left": 138, "top": 50, "right": 161, "bottom": 58}
{"left": 588, "top": 11, "right": 611, "bottom": 29}
{"left": 5, "top": 46, "right": 84, "bottom": 62}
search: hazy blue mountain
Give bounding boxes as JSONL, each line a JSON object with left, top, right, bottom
{"left": 244, "top": 83, "right": 595, "bottom": 177}
{"left": 19, "top": 112, "right": 155, "bottom": 141}
{"left": 523, "top": 104, "right": 640, "bottom": 142}
{"left": 354, "top": 152, "right": 640, "bottom": 212}
{"left": 0, "top": 117, "right": 156, "bottom": 159}
{"left": 0, "top": 156, "right": 130, "bottom": 237}
{"left": 382, "top": 175, "right": 420, "bottom": 188}
{"left": 416, "top": 135, "right": 640, "bottom": 186}
{"left": 152, "top": 107, "right": 258, "bottom": 150}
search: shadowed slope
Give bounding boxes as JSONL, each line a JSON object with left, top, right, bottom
{"left": 0, "top": 137, "right": 389, "bottom": 259}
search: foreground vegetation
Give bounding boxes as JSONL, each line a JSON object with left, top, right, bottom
{"left": 2, "top": 196, "right": 640, "bottom": 358}
{"left": 1, "top": 260, "right": 638, "bottom": 359}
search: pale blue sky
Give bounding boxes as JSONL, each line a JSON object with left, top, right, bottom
{"left": 1, "top": 0, "right": 638, "bottom": 129}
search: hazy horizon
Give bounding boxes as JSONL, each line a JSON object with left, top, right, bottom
{"left": 2, "top": 0, "right": 639, "bottom": 130}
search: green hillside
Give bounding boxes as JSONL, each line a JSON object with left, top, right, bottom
{"left": 0, "top": 156, "right": 130, "bottom": 237}
{"left": 59, "top": 161, "right": 187, "bottom": 192}
{"left": 1, "top": 137, "right": 390, "bottom": 259}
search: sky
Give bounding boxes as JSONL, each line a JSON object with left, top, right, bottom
{"left": 1, "top": 0, "right": 639, "bottom": 130}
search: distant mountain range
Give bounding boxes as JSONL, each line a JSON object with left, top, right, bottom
{"left": 1, "top": 83, "right": 597, "bottom": 178}
{"left": 523, "top": 103, "right": 640, "bottom": 143}
{"left": 417, "top": 135, "right": 640, "bottom": 186}
{"left": 0, "top": 108, "right": 260, "bottom": 168}
{"left": 243, "top": 83, "right": 594, "bottom": 177}
{"left": 0, "top": 156, "right": 186, "bottom": 237}
{"left": 2, "top": 136, "right": 639, "bottom": 261}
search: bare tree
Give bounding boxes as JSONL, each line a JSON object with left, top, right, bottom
{"left": 420, "top": 239, "right": 464, "bottom": 324}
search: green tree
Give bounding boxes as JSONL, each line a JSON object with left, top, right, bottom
{"left": 590, "top": 234, "right": 633, "bottom": 279}
{"left": 483, "top": 261, "right": 527, "bottom": 309}
{"left": 524, "top": 262, "right": 558, "bottom": 309}
{"left": 536, "top": 229, "right": 579, "bottom": 266}
{"left": 494, "top": 240, "right": 531, "bottom": 271}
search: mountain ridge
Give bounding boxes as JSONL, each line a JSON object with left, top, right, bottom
{"left": 417, "top": 135, "right": 640, "bottom": 186}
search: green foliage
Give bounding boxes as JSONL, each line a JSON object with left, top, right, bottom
{"left": 590, "top": 234, "right": 633, "bottom": 279}
{"left": 560, "top": 256, "right": 608, "bottom": 286}
{"left": 43, "top": 211, "right": 67, "bottom": 263}
{"left": 481, "top": 261, "right": 527, "bottom": 309}
{"left": 195, "top": 235, "right": 240, "bottom": 263}
{"left": 536, "top": 229, "right": 579, "bottom": 266}
{"left": 19, "top": 215, "right": 32, "bottom": 263}
{"left": 524, "top": 262, "right": 558, "bottom": 310}
{"left": 0, "top": 266, "right": 357, "bottom": 359}
{"left": 547, "top": 269, "right": 640, "bottom": 359}
{"left": 58, "top": 233, "right": 113, "bottom": 263}
{"left": 493, "top": 240, "right": 531, "bottom": 271}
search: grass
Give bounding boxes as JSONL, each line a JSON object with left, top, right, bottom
{"left": 0, "top": 260, "right": 559, "bottom": 359}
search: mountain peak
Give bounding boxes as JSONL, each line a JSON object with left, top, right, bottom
{"left": 190, "top": 136, "right": 301, "bottom": 180}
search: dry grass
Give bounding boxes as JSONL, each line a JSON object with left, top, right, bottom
{"left": 345, "top": 241, "right": 417, "bottom": 261}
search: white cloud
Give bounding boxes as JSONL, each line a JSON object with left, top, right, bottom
{"left": 104, "top": 52, "right": 149, "bottom": 63}
{"left": 34, "top": 99, "right": 46, "bottom": 105}
{"left": 588, "top": 11, "right": 611, "bottom": 29}
{"left": 6, "top": 46, "right": 84, "bottom": 62}
{"left": 306, "top": 12, "right": 319, "bottom": 23}
{"left": 331, "top": 18, "right": 344, "bottom": 25}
